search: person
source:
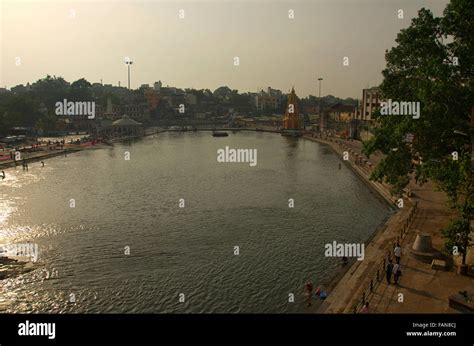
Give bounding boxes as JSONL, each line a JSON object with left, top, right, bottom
{"left": 394, "top": 243, "right": 401, "bottom": 264}
{"left": 342, "top": 256, "right": 348, "bottom": 266}
{"left": 1, "top": 171, "right": 5, "bottom": 180}
{"left": 305, "top": 281, "right": 313, "bottom": 307}
{"left": 393, "top": 263, "right": 401, "bottom": 285}
{"left": 386, "top": 259, "right": 393, "bottom": 284}
{"left": 315, "top": 287, "right": 321, "bottom": 296}
{"left": 361, "top": 302, "right": 369, "bottom": 314}
{"left": 338, "top": 163, "right": 342, "bottom": 170}
{"left": 41, "top": 161, "right": 45, "bottom": 167}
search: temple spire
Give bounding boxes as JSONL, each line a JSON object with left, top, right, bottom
{"left": 282, "top": 87, "right": 302, "bottom": 136}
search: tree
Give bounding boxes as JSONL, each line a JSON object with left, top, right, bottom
{"left": 31, "top": 75, "right": 70, "bottom": 110}
{"left": 69, "top": 78, "right": 92, "bottom": 101}
{"left": 0, "top": 93, "right": 41, "bottom": 135}
{"left": 363, "top": 0, "right": 473, "bottom": 267}
{"left": 213, "top": 86, "right": 233, "bottom": 100}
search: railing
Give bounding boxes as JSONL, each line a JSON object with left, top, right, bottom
{"left": 351, "top": 200, "right": 418, "bottom": 313}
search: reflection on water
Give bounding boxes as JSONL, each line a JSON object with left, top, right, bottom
{"left": 0, "top": 132, "right": 389, "bottom": 313}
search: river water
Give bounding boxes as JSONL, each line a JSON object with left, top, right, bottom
{"left": 0, "top": 131, "right": 389, "bottom": 313}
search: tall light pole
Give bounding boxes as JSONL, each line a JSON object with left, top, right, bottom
{"left": 125, "top": 59, "right": 133, "bottom": 113}
{"left": 318, "top": 77, "right": 323, "bottom": 133}
{"left": 125, "top": 60, "right": 133, "bottom": 90}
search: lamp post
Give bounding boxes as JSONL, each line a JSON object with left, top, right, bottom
{"left": 125, "top": 59, "right": 133, "bottom": 112}
{"left": 318, "top": 77, "right": 323, "bottom": 133}
{"left": 125, "top": 60, "right": 133, "bottom": 90}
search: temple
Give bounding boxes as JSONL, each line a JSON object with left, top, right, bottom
{"left": 282, "top": 87, "right": 302, "bottom": 137}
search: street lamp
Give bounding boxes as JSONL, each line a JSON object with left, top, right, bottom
{"left": 318, "top": 77, "right": 323, "bottom": 133}
{"left": 125, "top": 60, "right": 133, "bottom": 90}
{"left": 318, "top": 77, "right": 323, "bottom": 113}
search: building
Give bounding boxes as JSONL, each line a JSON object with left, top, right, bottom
{"left": 110, "top": 115, "right": 144, "bottom": 138}
{"left": 123, "top": 104, "right": 150, "bottom": 123}
{"left": 322, "top": 103, "right": 356, "bottom": 136}
{"left": 153, "top": 81, "right": 162, "bottom": 91}
{"left": 144, "top": 89, "right": 160, "bottom": 111}
{"left": 94, "top": 97, "right": 150, "bottom": 124}
{"left": 255, "top": 87, "right": 283, "bottom": 111}
{"left": 96, "top": 97, "right": 120, "bottom": 120}
{"left": 361, "top": 86, "right": 382, "bottom": 121}
{"left": 267, "top": 87, "right": 283, "bottom": 100}
{"left": 326, "top": 103, "right": 355, "bottom": 122}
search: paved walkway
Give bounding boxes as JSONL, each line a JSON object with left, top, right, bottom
{"left": 369, "top": 184, "right": 473, "bottom": 313}
{"left": 305, "top": 135, "right": 474, "bottom": 314}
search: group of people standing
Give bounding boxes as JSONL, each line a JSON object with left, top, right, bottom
{"left": 386, "top": 243, "right": 402, "bottom": 285}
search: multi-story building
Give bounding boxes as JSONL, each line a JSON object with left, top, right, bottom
{"left": 123, "top": 104, "right": 150, "bottom": 123}
{"left": 267, "top": 87, "right": 283, "bottom": 100}
{"left": 255, "top": 87, "right": 283, "bottom": 111}
{"left": 95, "top": 98, "right": 150, "bottom": 123}
{"left": 361, "top": 86, "right": 382, "bottom": 121}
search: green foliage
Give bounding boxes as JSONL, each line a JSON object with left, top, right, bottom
{"left": 442, "top": 217, "right": 472, "bottom": 265}
{"left": 363, "top": 0, "right": 473, "bottom": 262}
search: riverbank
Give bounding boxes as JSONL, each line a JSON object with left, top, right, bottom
{"left": 0, "top": 142, "right": 111, "bottom": 170}
{"left": 304, "top": 134, "right": 473, "bottom": 314}
{"left": 302, "top": 134, "right": 414, "bottom": 312}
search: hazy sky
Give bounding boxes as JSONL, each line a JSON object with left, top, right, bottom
{"left": 1, "top": 0, "right": 449, "bottom": 98}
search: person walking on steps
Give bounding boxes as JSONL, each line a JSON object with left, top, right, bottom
{"left": 386, "top": 259, "right": 393, "bottom": 285}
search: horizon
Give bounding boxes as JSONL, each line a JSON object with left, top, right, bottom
{"left": 1, "top": 0, "right": 448, "bottom": 98}
{"left": 4, "top": 74, "right": 365, "bottom": 100}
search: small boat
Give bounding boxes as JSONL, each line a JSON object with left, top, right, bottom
{"left": 212, "top": 131, "right": 229, "bottom": 137}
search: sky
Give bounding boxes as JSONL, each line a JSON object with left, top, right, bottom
{"left": 0, "top": 0, "right": 449, "bottom": 98}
